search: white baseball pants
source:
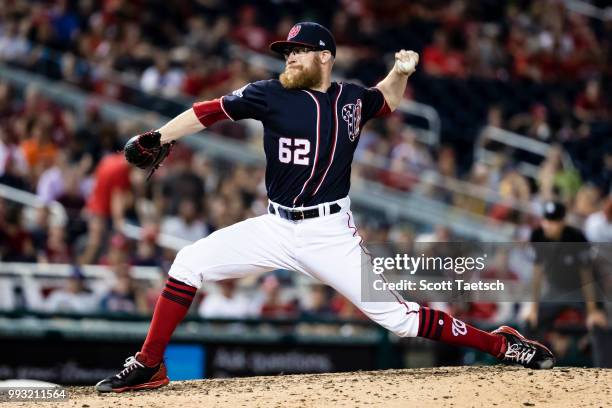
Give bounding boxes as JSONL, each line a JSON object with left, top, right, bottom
{"left": 168, "top": 196, "right": 421, "bottom": 337}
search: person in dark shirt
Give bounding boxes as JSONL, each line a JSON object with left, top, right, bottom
{"left": 527, "top": 201, "right": 607, "bottom": 332}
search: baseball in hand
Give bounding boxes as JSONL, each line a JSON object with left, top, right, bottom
{"left": 394, "top": 50, "right": 419, "bottom": 75}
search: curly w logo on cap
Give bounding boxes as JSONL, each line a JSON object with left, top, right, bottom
{"left": 270, "top": 22, "right": 337, "bottom": 57}
{"left": 287, "top": 25, "right": 301, "bottom": 40}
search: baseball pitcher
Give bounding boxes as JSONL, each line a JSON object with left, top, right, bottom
{"left": 97, "top": 22, "right": 554, "bottom": 393}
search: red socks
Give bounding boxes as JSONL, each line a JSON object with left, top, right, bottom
{"left": 138, "top": 283, "right": 505, "bottom": 366}
{"left": 138, "top": 277, "right": 197, "bottom": 367}
{"left": 417, "top": 307, "right": 505, "bottom": 358}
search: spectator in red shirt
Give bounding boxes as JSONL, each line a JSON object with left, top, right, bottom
{"left": 461, "top": 249, "right": 520, "bottom": 324}
{"left": 231, "top": 5, "right": 270, "bottom": 52}
{"left": 256, "top": 275, "right": 298, "bottom": 318}
{"left": 81, "top": 152, "right": 131, "bottom": 264}
{"left": 423, "top": 29, "right": 466, "bottom": 78}
{"left": 0, "top": 205, "right": 36, "bottom": 262}
{"left": 86, "top": 153, "right": 130, "bottom": 218}
{"left": 574, "top": 79, "right": 608, "bottom": 123}
{"left": 182, "top": 54, "right": 210, "bottom": 97}
{"left": 39, "top": 224, "right": 71, "bottom": 264}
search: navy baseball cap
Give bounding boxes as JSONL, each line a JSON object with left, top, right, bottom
{"left": 542, "top": 201, "right": 566, "bottom": 221}
{"left": 270, "top": 22, "right": 336, "bottom": 57}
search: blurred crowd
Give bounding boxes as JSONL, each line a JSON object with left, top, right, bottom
{"left": 0, "top": 0, "right": 609, "bottom": 222}
{"left": 0, "top": 1, "right": 611, "bottom": 365}
{"left": 1, "top": 1, "right": 610, "bottom": 92}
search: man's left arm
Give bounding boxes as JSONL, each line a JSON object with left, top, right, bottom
{"left": 580, "top": 266, "right": 607, "bottom": 329}
{"left": 375, "top": 50, "right": 420, "bottom": 111}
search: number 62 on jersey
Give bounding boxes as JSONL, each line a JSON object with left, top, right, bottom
{"left": 278, "top": 138, "right": 311, "bottom": 165}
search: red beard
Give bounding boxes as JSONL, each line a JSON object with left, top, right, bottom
{"left": 279, "top": 63, "right": 323, "bottom": 90}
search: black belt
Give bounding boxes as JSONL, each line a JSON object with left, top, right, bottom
{"left": 268, "top": 203, "right": 341, "bottom": 221}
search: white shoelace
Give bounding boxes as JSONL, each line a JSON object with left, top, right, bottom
{"left": 116, "top": 356, "right": 145, "bottom": 379}
{"left": 504, "top": 343, "right": 536, "bottom": 365}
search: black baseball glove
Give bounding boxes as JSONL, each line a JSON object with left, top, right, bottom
{"left": 123, "top": 130, "right": 175, "bottom": 180}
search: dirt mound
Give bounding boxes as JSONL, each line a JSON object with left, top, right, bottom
{"left": 15, "top": 366, "right": 612, "bottom": 408}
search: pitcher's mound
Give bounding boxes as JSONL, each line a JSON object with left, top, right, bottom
{"left": 58, "top": 366, "right": 611, "bottom": 407}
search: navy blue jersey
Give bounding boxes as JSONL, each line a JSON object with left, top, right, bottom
{"left": 220, "top": 80, "right": 389, "bottom": 207}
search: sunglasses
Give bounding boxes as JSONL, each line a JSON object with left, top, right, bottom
{"left": 282, "top": 46, "right": 318, "bottom": 58}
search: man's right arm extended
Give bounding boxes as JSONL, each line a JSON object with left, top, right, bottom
{"left": 158, "top": 99, "right": 230, "bottom": 144}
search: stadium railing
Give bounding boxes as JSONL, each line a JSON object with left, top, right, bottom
{"left": 476, "top": 126, "right": 574, "bottom": 180}
{"left": 359, "top": 151, "right": 535, "bottom": 217}
{"left": 0, "top": 183, "right": 67, "bottom": 227}
{"left": 0, "top": 262, "right": 160, "bottom": 280}
{"left": 0, "top": 181, "right": 192, "bottom": 252}
{"left": 563, "top": 0, "right": 612, "bottom": 20}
